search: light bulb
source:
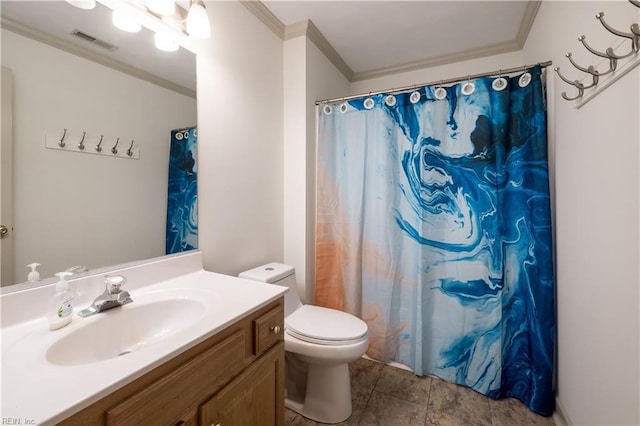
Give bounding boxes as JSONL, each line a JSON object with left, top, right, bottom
{"left": 65, "top": 0, "right": 96, "bottom": 9}
{"left": 112, "top": 10, "right": 142, "bottom": 33}
{"left": 146, "top": 0, "right": 175, "bottom": 16}
{"left": 186, "top": 0, "right": 211, "bottom": 39}
{"left": 154, "top": 32, "right": 179, "bottom": 52}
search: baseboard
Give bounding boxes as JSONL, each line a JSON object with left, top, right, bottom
{"left": 553, "top": 397, "right": 572, "bottom": 426}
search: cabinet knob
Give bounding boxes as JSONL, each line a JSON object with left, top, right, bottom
{"left": 270, "top": 324, "right": 281, "bottom": 334}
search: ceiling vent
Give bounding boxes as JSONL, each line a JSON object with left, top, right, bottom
{"left": 71, "top": 29, "right": 119, "bottom": 52}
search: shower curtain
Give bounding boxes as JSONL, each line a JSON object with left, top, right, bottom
{"left": 315, "top": 66, "right": 554, "bottom": 415}
{"left": 166, "top": 127, "right": 198, "bottom": 254}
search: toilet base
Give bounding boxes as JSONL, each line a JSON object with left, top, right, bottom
{"left": 285, "top": 356, "right": 353, "bottom": 424}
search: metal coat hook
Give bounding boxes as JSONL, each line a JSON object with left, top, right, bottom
{"left": 554, "top": 67, "right": 586, "bottom": 101}
{"left": 58, "top": 128, "right": 67, "bottom": 148}
{"left": 579, "top": 36, "right": 619, "bottom": 75}
{"left": 596, "top": 12, "right": 639, "bottom": 56}
{"left": 126, "top": 140, "right": 135, "bottom": 157}
{"left": 111, "top": 137, "right": 120, "bottom": 155}
{"left": 96, "top": 135, "right": 104, "bottom": 152}
{"left": 77, "top": 131, "right": 86, "bottom": 150}
{"left": 565, "top": 52, "right": 606, "bottom": 78}
{"left": 631, "top": 0, "right": 640, "bottom": 7}
{"left": 564, "top": 53, "right": 600, "bottom": 89}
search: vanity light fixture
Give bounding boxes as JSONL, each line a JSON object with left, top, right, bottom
{"left": 112, "top": 9, "right": 142, "bottom": 32}
{"left": 186, "top": 0, "right": 210, "bottom": 39}
{"left": 146, "top": 0, "right": 175, "bottom": 16}
{"left": 65, "top": 0, "right": 96, "bottom": 10}
{"left": 154, "top": 32, "right": 179, "bottom": 52}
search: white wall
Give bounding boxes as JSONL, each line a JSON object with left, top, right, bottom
{"left": 284, "top": 33, "right": 350, "bottom": 303}
{"left": 350, "top": 51, "right": 523, "bottom": 95}
{"left": 522, "top": 1, "right": 640, "bottom": 425}
{"left": 195, "top": 1, "right": 284, "bottom": 276}
{"left": 2, "top": 29, "right": 196, "bottom": 284}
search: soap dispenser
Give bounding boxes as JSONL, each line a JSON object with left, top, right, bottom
{"left": 47, "top": 272, "right": 74, "bottom": 330}
{"left": 27, "top": 262, "right": 40, "bottom": 282}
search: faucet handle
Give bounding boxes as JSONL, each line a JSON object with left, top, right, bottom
{"left": 105, "top": 275, "right": 127, "bottom": 294}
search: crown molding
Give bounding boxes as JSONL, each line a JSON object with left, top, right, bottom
{"left": 352, "top": 39, "right": 522, "bottom": 82}
{"left": 284, "top": 20, "right": 353, "bottom": 81}
{"left": 352, "top": 0, "right": 541, "bottom": 82}
{"left": 239, "top": 0, "right": 285, "bottom": 40}
{"left": 240, "top": 2, "right": 353, "bottom": 81}
{"left": 242, "top": 0, "right": 541, "bottom": 83}
{"left": 0, "top": 18, "right": 196, "bottom": 98}
{"left": 516, "top": 0, "right": 542, "bottom": 48}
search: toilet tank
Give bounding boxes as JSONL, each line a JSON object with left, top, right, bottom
{"left": 239, "top": 263, "right": 302, "bottom": 317}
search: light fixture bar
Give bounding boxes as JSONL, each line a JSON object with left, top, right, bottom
{"left": 96, "top": 0, "right": 198, "bottom": 53}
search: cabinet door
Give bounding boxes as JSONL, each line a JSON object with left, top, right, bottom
{"left": 200, "top": 342, "right": 284, "bottom": 426}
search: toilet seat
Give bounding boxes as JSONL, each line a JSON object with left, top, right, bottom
{"left": 285, "top": 305, "right": 368, "bottom": 346}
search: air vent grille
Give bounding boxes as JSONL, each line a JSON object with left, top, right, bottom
{"left": 71, "top": 29, "right": 119, "bottom": 52}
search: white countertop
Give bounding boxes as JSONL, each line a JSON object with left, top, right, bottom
{"left": 1, "top": 253, "right": 286, "bottom": 425}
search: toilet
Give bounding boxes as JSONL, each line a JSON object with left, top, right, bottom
{"left": 239, "top": 263, "right": 369, "bottom": 424}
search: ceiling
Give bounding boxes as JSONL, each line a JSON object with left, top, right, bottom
{"left": 262, "top": 1, "right": 540, "bottom": 81}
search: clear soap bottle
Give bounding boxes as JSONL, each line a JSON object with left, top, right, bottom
{"left": 47, "top": 272, "right": 74, "bottom": 330}
{"left": 27, "top": 262, "right": 40, "bottom": 282}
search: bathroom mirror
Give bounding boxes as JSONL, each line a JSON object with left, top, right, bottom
{"left": 0, "top": 1, "right": 197, "bottom": 287}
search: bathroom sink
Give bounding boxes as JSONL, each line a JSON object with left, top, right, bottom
{"left": 46, "top": 297, "right": 207, "bottom": 366}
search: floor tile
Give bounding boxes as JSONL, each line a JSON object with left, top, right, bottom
{"left": 425, "top": 410, "right": 475, "bottom": 426}
{"left": 375, "top": 364, "right": 431, "bottom": 406}
{"left": 489, "top": 397, "right": 556, "bottom": 426}
{"left": 427, "top": 378, "right": 492, "bottom": 426}
{"left": 285, "top": 408, "right": 300, "bottom": 425}
{"left": 348, "top": 357, "right": 384, "bottom": 424}
{"left": 284, "top": 357, "right": 554, "bottom": 426}
{"left": 358, "top": 390, "right": 428, "bottom": 426}
{"left": 289, "top": 414, "right": 321, "bottom": 426}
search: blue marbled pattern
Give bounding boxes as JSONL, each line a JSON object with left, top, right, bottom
{"left": 316, "top": 67, "right": 554, "bottom": 415}
{"left": 166, "top": 127, "right": 198, "bottom": 254}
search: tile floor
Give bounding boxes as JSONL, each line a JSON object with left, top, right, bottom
{"left": 285, "top": 358, "right": 556, "bottom": 426}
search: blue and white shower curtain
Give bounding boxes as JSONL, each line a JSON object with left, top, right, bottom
{"left": 316, "top": 66, "right": 554, "bottom": 415}
{"left": 166, "top": 127, "right": 198, "bottom": 254}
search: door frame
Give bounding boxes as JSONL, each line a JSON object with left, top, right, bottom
{"left": 1, "top": 66, "right": 14, "bottom": 286}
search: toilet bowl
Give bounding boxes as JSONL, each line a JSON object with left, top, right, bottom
{"left": 239, "top": 263, "right": 368, "bottom": 424}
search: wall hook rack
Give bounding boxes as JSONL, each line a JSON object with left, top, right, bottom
{"left": 556, "top": 0, "right": 640, "bottom": 107}
{"left": 45, "top": 129, "right": 140, "bottom": 160}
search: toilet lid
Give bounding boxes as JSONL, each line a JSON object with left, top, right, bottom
{"left": 285, "top": 305, "right": 368, "bottom": 344}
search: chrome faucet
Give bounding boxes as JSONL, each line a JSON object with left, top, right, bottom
{"left": 78, "top": 275, "right": 133, "bottom": 317}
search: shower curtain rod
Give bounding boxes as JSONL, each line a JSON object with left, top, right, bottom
{"left": 315, "top": 60, "right": 552, "bottom": 105}
{"left": 172, "top": 126, "right": 196, "bottom": 132}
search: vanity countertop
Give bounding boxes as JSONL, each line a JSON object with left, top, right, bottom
{"left": 1, "top": 253, "right": 287, "bottom": 425}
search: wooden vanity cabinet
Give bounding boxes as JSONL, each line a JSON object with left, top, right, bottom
{"left": 59, "top": 298, "right": 285, "bottom": 426}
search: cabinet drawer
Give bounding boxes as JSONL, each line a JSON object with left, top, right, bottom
{"left": 253, "top": 306, "right": 284, "bottom": 356}
{"left": 106, "top": 330, "right": 246, "bottom": 425}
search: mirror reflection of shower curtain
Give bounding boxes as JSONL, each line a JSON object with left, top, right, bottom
{"left": 166, "top": 127, "right": 197, "bottom": 254}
